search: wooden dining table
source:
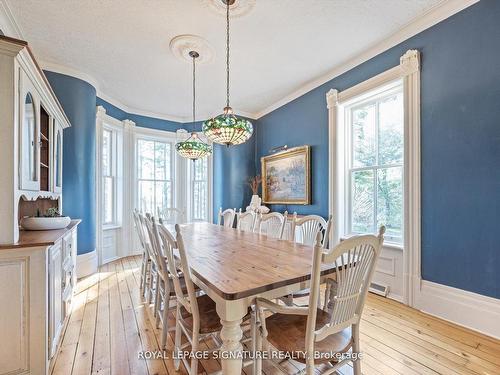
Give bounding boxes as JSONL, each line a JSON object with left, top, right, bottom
{"left": 164, "top": 222, "right": 337, "bottom": 375}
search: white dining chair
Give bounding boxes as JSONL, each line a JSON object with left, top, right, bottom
{"left": 217, "top": 207, "right": 236, "bottom": 228}
{"left": 287, "top": 214, "right": 334, "bottom": 306}
{"left": 236, "top": 208, "right": 256, "bottom": 232}
{"left": 291, "top": 214, "right": 332, "bottom": 248}
{"left": 133, "top": 209, "right": 151, "bottom": 298}
{"left": 256, "top": 211, "right": 288, "bottom": 239}
{"left": 157, "top": 206, "right": 184, "bottom": 224}
{"left": 281, "top": 212, "right": 297, "bottom": 241}
{"left": 255, "top": 227, "right": 385, "bottom": 375}
{"left": 135, "top": 212, "right": 158, "bottom": 303}
{"left": 160, "top": 223, "right": 254, "bottom": 375}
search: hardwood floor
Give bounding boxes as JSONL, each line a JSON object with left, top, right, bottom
{"left": 52, "top": 256, "right": 500, "bottom": 375}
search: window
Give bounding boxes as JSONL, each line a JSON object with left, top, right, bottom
{"left": 136, "top": 138, "right": 174, "bottom": 215}
{"left": 345, "top": 83, "right": 404, "bottom": 243}
{"left": 101, "top": 126, "right": 122, "bottom": 226}
{"left": 189, "top": 156, "right": 210, "bottom": 221}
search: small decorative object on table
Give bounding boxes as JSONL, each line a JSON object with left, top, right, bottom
{"left": 20, "top": 207, "right": 71, "bottom": 231}
{"left": 245, "top": 175, "right": 270, "bottom": 213}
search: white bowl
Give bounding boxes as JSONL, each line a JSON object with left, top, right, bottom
{"left": 21, "top": 216, "right": 71, "bottom": 231}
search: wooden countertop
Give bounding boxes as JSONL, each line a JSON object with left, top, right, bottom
{"left": 0, "top": 219, "right": 81, "bottom": 250}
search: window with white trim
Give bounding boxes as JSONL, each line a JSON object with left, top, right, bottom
{"left": 345, "top": 82, "right": 404, "bottom": 243}
{"left": 101, "top": 126, "right": 122, "bottom": 226}
{"left": 188, "top": 156, "right": 210, "bottom": 222}
{"left": 136, "top": 138, "right": 174, "bottom": 215}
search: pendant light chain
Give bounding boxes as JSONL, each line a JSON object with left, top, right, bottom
{"left": 201, "top": 0, "right": 253, "bottom": 147}
{"left": 226, "top": 0, "right": 230, "bottom": 108}
{"left": 192, "top": 53, "right": 196, "bottom": 123}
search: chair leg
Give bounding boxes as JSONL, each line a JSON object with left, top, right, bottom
{"left": 147, "top": 266, "right": 155, "bottom": 304}
{"left": 153, "top": 274, "right": 160, "bottom": 318}
{"left": 155, "top": 292, "right": 162, "bottom": 328}
{"left": 250, "top": 311, "right": 257, "bottom": 375}
{"left": 139, "top": 254, "right": 146, "bottom": 293}
{"left": 174, "top": 307, "right": 182, "bottom": 371}
{"left": 161, "top": 295, "right": 170, "bottom": 349}
{"left": 255, "top": 321, "right": 262, "bottom": 375}
{"left": 190, "top": 332, "right": 199, "bottom": 375}
{"left": 352, "top": 324, "right": 361, "bottom": 375}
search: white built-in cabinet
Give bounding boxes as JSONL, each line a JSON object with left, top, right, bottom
{"left": 0, "top": 35, "right": 77, "bottom": 375}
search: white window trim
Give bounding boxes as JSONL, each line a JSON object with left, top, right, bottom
{"left": 133, "top": 128, "right": 177, "bottom": 215}
{"left": 327, "top": 49, "right": 421, "bottom": 307}
{"left": 101, "top": 123, "right": 123, "bottom": 228}
{"left": 185, "top": 136, "right": 213, "bottom": 223}
{"left": 343, "top": 81, "right": 404, "bottom": 244}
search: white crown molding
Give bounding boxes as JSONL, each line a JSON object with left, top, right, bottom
{"left": 5, "top": 0, "right": 474, "bottom": 123}
{"left": 0, "top": 0, "right": 23, "bottom": 38}
{"left": 40, "top": 60, "right": 257, "bottom": 123}
{"left": 254, "top": 0, "right": 479, "bottom": 119}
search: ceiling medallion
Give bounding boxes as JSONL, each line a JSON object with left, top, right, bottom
{"left": 202, "top": 0, "right": 256, "bottom": 18}
{"left": 169, "top": 35, "right": 215, "bottom": 64}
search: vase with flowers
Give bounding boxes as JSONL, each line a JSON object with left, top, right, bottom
{"left": 246, "top": 175, "right": 269, "bottom": 213}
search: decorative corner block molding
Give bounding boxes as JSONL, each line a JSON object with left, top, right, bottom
{"left": 326, "top": 89, "right": 339, "bottom": 109}
{"left": 400, "top": 49, "right": 420, "bottom": 75}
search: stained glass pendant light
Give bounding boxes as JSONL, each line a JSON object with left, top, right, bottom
{"left": 176, "top": 51, "right": 212, "bottom": 160}
{"left": 202, "top": 0, "right": 253, "bottom": 146}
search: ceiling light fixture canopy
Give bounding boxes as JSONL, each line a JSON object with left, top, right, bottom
{"left": 176, "top": 50, "right": 212, "bottom": 160}
{"left": 202, "top": 0, "right": 253, "bottom": 147}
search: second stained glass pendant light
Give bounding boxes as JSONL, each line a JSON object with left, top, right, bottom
{"left": 175, "top": 51, "right": 212, "bottom": 160}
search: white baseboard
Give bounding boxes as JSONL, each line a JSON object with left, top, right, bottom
{"left": 414, "top": 280, "right": 500, "bottom": 339}
{"left": 76, "top": 249, "right": 98, "bottom": 279}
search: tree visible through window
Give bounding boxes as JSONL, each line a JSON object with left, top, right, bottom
{"left": 190, "top": 157, "right": 209, "bottom": 221}
{"left": 102, "top": 129, "right": 115, "bottom": 225}
{"left": 347, "top": 85, "right": 404, "bottom": 243}
{"left": 137, "top": 139, "right": 173, "bottom": 215}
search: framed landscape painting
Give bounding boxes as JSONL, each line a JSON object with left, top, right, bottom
{"left": 261, "top": 145, "right": 310, "bottom": 205}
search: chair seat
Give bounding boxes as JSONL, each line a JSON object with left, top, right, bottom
{"left": 265, "top": 309, "right": 353, "bottom": 364}
{"left": 159, "top": 275, "right": 200, "bottom": 297}
{"left": 180, "top": 294, "right": 223, "bottom": 334}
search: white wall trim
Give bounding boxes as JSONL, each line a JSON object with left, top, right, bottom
{"left": 328, "top": 49, "right": 421, "bottom": 305}
{"left": 39, "top": 60, "right": 256, "bottom": 123}
{"left": 415, "top": 280, "right": 500, "bottom": 340}
{"left": 256, "top": 0, "right": 478, "bottom": 119}
{"left": 76, "top": 249, "right": 98, "bottom": 279}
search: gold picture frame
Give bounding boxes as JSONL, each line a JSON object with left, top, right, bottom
{"left": 261, "top": 145, "right": 311, "bottom": 205}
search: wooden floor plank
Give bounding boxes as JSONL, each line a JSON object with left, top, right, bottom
{"left": 51, "top": 288, "right": 89, "bottom": 375}
{"left": 52, "top": 256, "right": 500, "bottom": 375}
{"left": 71, "top": 280, "right": 99, "bottom": 375}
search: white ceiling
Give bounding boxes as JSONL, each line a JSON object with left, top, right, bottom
{"left": 6, "top": 0, "right": 447, "bottom": 122}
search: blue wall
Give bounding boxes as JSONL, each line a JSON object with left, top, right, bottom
{"left": 255, "top": 0, "right": 500, "bottom": 299}
{"left": 45, "top": 72, "right": 97, "bottom": 255}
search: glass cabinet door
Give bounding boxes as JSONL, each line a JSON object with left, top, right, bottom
{"left": 20, "top": 91, "right": 40, "bottom": 190}
{"left": 54, "top": 122, "right": 63, "bottom": 193}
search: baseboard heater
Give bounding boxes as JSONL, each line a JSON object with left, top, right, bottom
{"left": 369, "top": 282, "right": 390, "bottom": 297}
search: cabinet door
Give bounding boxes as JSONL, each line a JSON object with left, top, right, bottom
{"left": 19, "top": 72, "right": 40, "bottom": 191}
{"left": 53, "top": 121, "right": 63, "bottom": 193}
{"left": 48, "top": 242, "right": 63, "bottom": 358}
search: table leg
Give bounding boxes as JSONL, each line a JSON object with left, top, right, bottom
{"left": 220, "top": 318, "right": 243, "bottom": 375}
